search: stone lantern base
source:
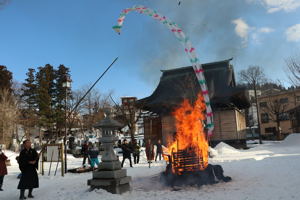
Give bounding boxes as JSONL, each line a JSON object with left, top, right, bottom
{"left": 87, "top": 162, "right": 131, "bottom": 194}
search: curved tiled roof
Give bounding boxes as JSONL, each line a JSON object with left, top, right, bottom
{"left": 137, "top": 58, "right": 250, "bottom": 114}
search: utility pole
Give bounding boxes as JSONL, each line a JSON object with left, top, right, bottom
{"left": 254, "top": 82, "right": 262, "bottom": 144}
{"left": 62, "top": 78, "right": 71, "bottom": 173}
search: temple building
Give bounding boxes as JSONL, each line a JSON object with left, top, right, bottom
{"left": 137, "top": 58, "right": 250, "bottom": 148}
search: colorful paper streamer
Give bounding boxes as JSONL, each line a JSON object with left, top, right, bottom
{"left": 113, "top": 5, "right": 214, "bottom": 136}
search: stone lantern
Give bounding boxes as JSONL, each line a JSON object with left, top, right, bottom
{"left": 87, "top": 109, "right": 131, "bottom": 194}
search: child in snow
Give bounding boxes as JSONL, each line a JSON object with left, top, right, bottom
{"left": 88, "top": 145, "right": 100, "bottom": 170}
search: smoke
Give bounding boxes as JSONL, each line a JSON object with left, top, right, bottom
{"left": 136, "top": 0, "right": 247, "bottom": 84}
{"left": 232, "top": 18, "right": 250, "bottom": 46}
{"left": 0, "top": 0, "right": 10, "bottom": 9}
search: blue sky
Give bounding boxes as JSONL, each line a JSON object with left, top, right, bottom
{"left": 0, "top": 0, "right": 300, "bottom": 99}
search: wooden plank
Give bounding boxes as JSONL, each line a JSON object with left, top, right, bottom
{"left": 212, "top": 109, "right": 239, "bottom": 140}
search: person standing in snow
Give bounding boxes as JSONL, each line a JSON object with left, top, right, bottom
{"left": 81, "top": 141, "right": 90, "bottom": 167}
{"left": 132, "top": 139, "right": 140, "bottom": 164}
{"left": 145, "top": 139, "right": 154, "bottom": 168}
{"left": 88, "top": 145, "right": 100, "bottom": 170}
{"left": 155, "top": 139, "right": 163, "bottom": 161}
{"left": 117, "top": 139, "right": 122, "bottom": 148}
{"left": 121, "top": 139, "right": 133, "bottom": 168}
{"left": 17, "top": 139, "right": 39, "bottom": 199}
{"left": 0, "top": 148, "right": 8, "bottom": 191}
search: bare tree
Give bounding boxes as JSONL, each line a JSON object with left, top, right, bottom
{"left": 260, "top": 97, "right": 288, "bottom": 140}
{"left": 239, "top": 66, "right": 266, "bottom": 144}
{"left": 110, "top": 96, "right": 144, "bottom": 141}
{"left": 67, "top": 89, "right": 86, "bottom": 135}
{"left": 286, "top": 55, "right": 300, "bottom": 86}
{"left": 0, "top": 89, "right": 19, "bottom": 148}
{"left": 80, "top": 87, "right": 113, "bottom": 132}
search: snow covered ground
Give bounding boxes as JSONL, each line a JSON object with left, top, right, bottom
{"left": 1, "top": 134, "right": 300, "bottom": 200}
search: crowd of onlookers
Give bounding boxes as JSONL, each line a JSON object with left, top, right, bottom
{"left": 117, "top": 138, "right": 163, "bottom": 168}
{"left": 80, "top": 138, "right": 164, "bottom": 169}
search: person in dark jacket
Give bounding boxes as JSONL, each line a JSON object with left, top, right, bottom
{"left": 0, "top": 148, "right": 8, "bottom": 191}
{"left": 121, "top": 139, "right": 133, "bottom": 167}
{"left": 155, "top": 139, "right": 163, "bottom": 161}
{"left": 132, "top": 139, "right": 140, "bottom": 164}
{"left": 145, "top": 139, "right": 154, "bottom": 168}
{"left": 81, "top": 141, "right": 90, "bottom": 166}
{"left": 18, "top": 139, "right": 39, "bottom": 199}
{"left": 117, "top": 140, "right": 122, "bottom": 148}
{"left": 88, "top": 145, "right": 100, "bottom": 170}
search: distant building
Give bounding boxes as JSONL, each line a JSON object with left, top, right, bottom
{"left": 257, "top": 89, "right": 300, "bottom": 138}
{"left": 121, "top": 97, "right": 137, "bottom": 120}
{"left": 116, "top": 97, "right": 142, "bottom": 138}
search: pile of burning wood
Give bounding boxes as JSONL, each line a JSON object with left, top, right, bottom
{"left": 161, "top": 93, "right": 231, "bottom": 187}
{"left": 162, "top": 148, "right": 231, "bottom": 187}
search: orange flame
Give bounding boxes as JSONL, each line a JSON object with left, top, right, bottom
{"left": 165, "top": 92, "right": 209, "bottom": 173}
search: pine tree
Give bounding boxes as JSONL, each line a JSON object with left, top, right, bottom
{"left": 0, "top": 65, "right": 13, "bottom": 93}
{"left": 35, "top": 64, "right": 56, "bottom": 138}
{"left": 22, "top": 68, "right": 37, "bottom": 110}
{"left": 54, "top": 65, "right": 71, "bottom": 134}
{"left": 20, "top": 68, "right": 38, "bottom": 138}
{"left": 21, "top": 65, "right": 72, "bottom": 140}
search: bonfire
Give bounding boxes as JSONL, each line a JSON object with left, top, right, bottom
{"left": 162, "top": 93, "right": 231, "bottom": 186}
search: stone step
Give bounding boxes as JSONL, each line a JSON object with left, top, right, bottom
{"left": 93, "top": 169, "right": 127, "bottom": 179}
{"left": 87, "top": 176, "right": 131, "bottom": 187}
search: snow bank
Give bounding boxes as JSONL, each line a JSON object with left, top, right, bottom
{"left": 214, "top": 142, "right": 240, "bottom": 155}
{"left": 2, "top": 138, "right": 300, "bottom": 200}
{"left": 208, "top": 146, "right": 218, "bottom": 157}
{"left": 280, "top": 133, "right": 300, "bottom": 147}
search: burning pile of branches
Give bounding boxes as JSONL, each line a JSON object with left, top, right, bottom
{"left": 164, "top": 93, "right": 208, "bottom": 174}
{"left": 162, "top": 93, "right": 231, "bottom": 186}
